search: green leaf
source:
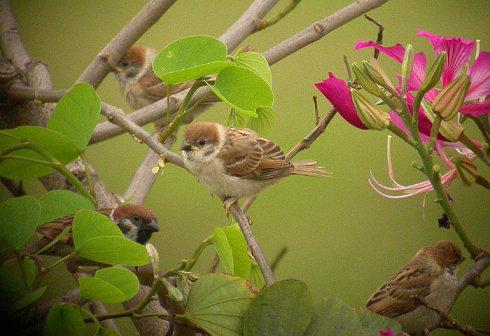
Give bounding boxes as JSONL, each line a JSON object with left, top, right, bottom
{"left": 233, "top": 51, "right": 272, "bottom": 87}
{"left": 44, "top": 303, "right": 85, "bottom": 336}
{"left": 246, "top": 107, "right": 274, "bottom": 134}
{"left": 10, "top": 286, "right": 46, "bottom": 312}
{"left": 182, "top": 273, "right": 254, "bottom": 336}
{"left": 222, "top": 223, "right": 251, "bottom": 279}
{"left": 0, "top": 126, "right": 80, "bottom": 179}
{"left": 0, "top": 196, "right": 40, "bottom": 250}
{"left": 209, "top": 66, "right": 274, "bottom": 117}
{"left": 356, "top": 308, "right": 402, "bottom": 336}
{"left": 153, "top": 35, "right": 233, "bottom": 84}
{"left": 47, "top": 83, "right": 100, "bottom": 151}
{"left": 77, "top": 236, "right": 148, "bottom": 266}
{"left": 0, "top": 258, "right": 37, "bottom": 305}
{"left": 248, "top": 262, "right": 265, "bottom": 289}
{"left": 79, "top": 267, "right": 139, "bottom": 304}
{"left": 304, "top": 297, "right": 363, "bottom": 336}
{"left": 212, "top": 228, "right": 234, "bottom": 275}
{"left": 72, "top": 209, "right": 123, "bottom": 249}
{"left": 39, "top": 190, "right": 95, "bottom": 224}
{"left": 244, "top": 279, "right": 312, "bottom": 336}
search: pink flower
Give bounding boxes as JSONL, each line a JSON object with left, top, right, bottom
{"left": 355, "top": 31, "right": 490, "bottom": 117}
{"left": 315, "top": 72, "right": 368, "bottom": 130}
{"left": 379, "top": 327, "right": 394, "bottom": 336}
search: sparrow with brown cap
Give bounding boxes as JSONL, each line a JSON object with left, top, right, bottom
{"left": 181, "top": 122, "right": 327, "bottom": 213}
{"left": 366, "top": 240, "right": 465, "bottom": 335}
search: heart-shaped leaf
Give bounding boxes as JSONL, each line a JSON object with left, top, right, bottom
{"left": 39, "top": 190, "right": 94, "bottom": 224}
{"left": 213, "top": 223, "right": 251, "bottom": 279}
{"left": 10, "top": 286, "right": 47, "bottom": 312}
{"left": 244, "top": 279, "right": 312, "bottom": 336}
{"left": 0, "top": 126, "right": 80, "bottom": 179}
{"left": 153, "top": 35, "right": 233, "bottom": 84}
{"left": 0, "top": 196, "right": 40, "bottom": 250}
{"left": 209, "top": 66, "right": 274, "bottom": 117}
{"left": 304, "top": 297, "right": 363, "bottom": 336}
{"left": 356, "top": 308, "right": 402, "bottom": 336}
{"left": 72, "top": 209, "right": 123, "bottom": 249}
{"left": 44, "top": 303, "right": 85, "bottom": 336}
{"left": 233, "top": 51, "right": 272, "bottom": 87}
{"left": 79, "top": 267, "right": 139, "bottom": 304}
{"left": 77, "top": 236, "right": 148, "bottom": 266}
{"left": 248, "top": 262, "right": 265, "bottom": 289}
{"left": 47, "top": 83, "right": 100, "bottom": 151}
{"left": 0, "top": 258, "right": 38, "bottom": 305}
{"left": 182, "top": 273, "right": 254, "bottom": 336}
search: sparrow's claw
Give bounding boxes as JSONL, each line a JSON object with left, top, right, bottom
{"left": 223, "top": 197, "right": 238, "bottom": 218}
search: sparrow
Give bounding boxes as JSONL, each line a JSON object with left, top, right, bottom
{"left": 366, "top": 240, "right": 465, "bottom": 335}
{"left": 20, "top": 204, "right": 160, "bottom": 257}
{"left": 181, "top": 122, "right": 327, "bottom": 212}
{"left": 112, "top": 44, "right": 194, "bottom": 111}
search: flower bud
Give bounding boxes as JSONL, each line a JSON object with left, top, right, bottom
{"left": 401, "top": 44, "right": 414, "bottom": 94}
{"left": 432, "top": 74, "right": 471, "bottom": 120}
{"left": 421, "top": 100, "right": 463, "bottom": 141}
{"left": 419, "top": 52, "right": 446, "bottom": 93}
{"left": 146, "top": 243, "right": 160, "bottom": 277}
{"left": 352, "top": 62, "right": 384, "bottom": 97}
{"left": 363, "top": 59, "right": 396, "bottom": 94}
{"left": 351, "top": 90, "right": 390, "bottom": 130}
{"left": 452, "top": 156, "right": 477, "bottom": 186}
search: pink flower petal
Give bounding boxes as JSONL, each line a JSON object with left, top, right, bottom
{"left": 379, "top": 327, "right": 394, "bottom": 336}
{"left": 417, "top": 30, "right": 475, "bottom": 86}
{"left": 355, "top": 41, "right": 405, "bottom": 63}
{"left": 408, "top": 52, "right": 427, "bottom": 91}
{"left": 315, "top": 72, "right": 368, "bottom": 130}
{"left": 460, "top": 99, "right": 490, "bottom": 117}
{"left": 467, "top": 52, "right": 490, "bottom": 100}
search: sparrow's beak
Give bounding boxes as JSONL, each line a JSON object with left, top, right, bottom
{"left": 112, "top": 65, "right": 124, "bottom": 73}
{"left": 148, "top": 219, "right": 160, "bottom": 232}
{"left": 180, "top": 141, "right": 197, "bottom": 151}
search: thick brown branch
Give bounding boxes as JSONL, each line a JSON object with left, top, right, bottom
{"left": 263, "top": 0, "right": 390, "bottom": 65}
{"left": 76, "top": 0, "right": 177, "bottom": 88}
{"left": 457, "top": 252, "right": 490, "bottom": 295}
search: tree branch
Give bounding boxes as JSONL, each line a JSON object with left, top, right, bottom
{"left": 263, "top": 0, "right": 389, "bottom": 65}
{"left": 457, "top": 252, "right": 490, "bottom": 295}
{"left": 76, "top": 0, "right": 177, "bottom": 88}
{"left": 88, "top": 0, "right": 390, "bottom": 144}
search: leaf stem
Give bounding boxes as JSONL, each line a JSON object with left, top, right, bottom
{"left": 45, "top": 251, "right": 77, "bottom": 272}
{"left": 184, "top": 235, "right": 213, "bottom": 271}
{"left": 80, "top": 153, "right": 96, "bottom": 202}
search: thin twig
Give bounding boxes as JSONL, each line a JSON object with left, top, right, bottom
{"left": 270, "top": 246, "right": 288, "bottom": 272}
{"left": 364, "top": 14, "right": 384, "bottom": 59}
{"left": 413, "top": 296, "right": 487, "bottom": 336}
{"left": 243, "top": 107, "right": 337, "bottom": 212}
{"left": 229, "top": 203, "right": 275, "bottom": 285}
{"left": 313, "top": 96, "right": 320, "bottom": 125}
{"left": 256, "top": 0, "right": 302, "bottom": 31}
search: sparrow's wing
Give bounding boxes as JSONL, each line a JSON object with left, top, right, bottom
{"left": 138, "top": 71, "right": 194, "bottom": 101}
{"left": 219, "top": 128, "right": 293, "bottom": 180}
{"left": 366, "top": 265, "right": 434, "bottom": 318}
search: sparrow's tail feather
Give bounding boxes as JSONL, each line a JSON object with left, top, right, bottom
{"left": 292, "top": 160, "right": 331, "bottom": 177}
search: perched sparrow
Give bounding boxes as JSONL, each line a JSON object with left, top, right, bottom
{"left": 366, "top": 240, "right": 465, "bottom": 335}
{"left": 181, "top": 122, "right": 327, "bottom": 211}
{"left": 21, "top": 204, "right": 160, "bottom": 257}
{"left": 112, "top": 45, "right": 193, "bottom": 111}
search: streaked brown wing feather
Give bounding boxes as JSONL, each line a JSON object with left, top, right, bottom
{"left": 139, "top": 71, "right": 194, "bottom": 101}
{"left": 366, "top": 265, "right": 433, "bottom": 318}
{"left": 219, "top": 128, "right": 293, "bottom": 180}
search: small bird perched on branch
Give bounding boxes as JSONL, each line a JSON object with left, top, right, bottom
{"left": 181, "top": 122, "right": 327, "bottom": 212}
{"left": 21, "top": 204, "right": 160, "bottom": 258}
{"left": 366, "top": 240, "right": 465, "bottom": 335}
{"left": 112, "top": 45, "right": 193, "bottom": 111}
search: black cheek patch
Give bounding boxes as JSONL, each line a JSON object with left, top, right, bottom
{"left": 204, "top": 148, "right": 215, "bottom": 157}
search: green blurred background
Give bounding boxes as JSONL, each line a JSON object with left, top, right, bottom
{"left": 3, "top": 0, "right": 489, "bottom": 334}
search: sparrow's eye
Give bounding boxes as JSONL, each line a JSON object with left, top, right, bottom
{"left": 132, "top": 216, "right": 143, "bottom": 225}
{"left": 121, "top": 61, "right": 129, "bottom": 68}
{"left": 198, "top": 139, "right": 206, "bottom": 146}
